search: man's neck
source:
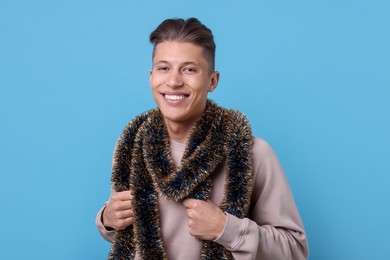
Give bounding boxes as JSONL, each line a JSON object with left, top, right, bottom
{"left": 165, "top": 120, "right": 195, "bottom": 143}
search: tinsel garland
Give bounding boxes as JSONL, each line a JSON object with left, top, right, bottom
{"left": 108, "top": 100, "right": 253, "bottom": 260}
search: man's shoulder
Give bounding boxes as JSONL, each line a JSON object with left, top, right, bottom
{"left": 251, "top": 136, "right": 279, "bottom": 165}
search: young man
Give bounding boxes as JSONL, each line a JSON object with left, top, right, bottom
{"left": 96, "top": 18, "right": 309, "bottom": 259}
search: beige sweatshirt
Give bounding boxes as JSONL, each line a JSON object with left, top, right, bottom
{"left": 96, "top": 137, "right": 309, "bottom": 259}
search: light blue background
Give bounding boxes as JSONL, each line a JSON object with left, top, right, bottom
{"left": 1, "top": 1, "right": 389, "bottom": 259}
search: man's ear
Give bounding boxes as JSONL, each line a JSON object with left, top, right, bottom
{"left": 208, "top": 71, "right": 220, "bottom": 92}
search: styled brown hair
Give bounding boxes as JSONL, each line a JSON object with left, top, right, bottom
{"left": 150, "top": 17, "right": 216, "bottom": 71}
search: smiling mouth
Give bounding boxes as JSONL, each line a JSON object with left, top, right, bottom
{"left": 164, "top": 94, "right": 189, "bottom": 101}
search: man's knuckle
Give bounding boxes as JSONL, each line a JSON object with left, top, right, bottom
{"left": 117, "top": 220, "right": 125, "bottom": 228}
{"left": 113, "top": 211, "right": 122, "bottom": 218}
{"left": 113, "top": 204, "right": 121, "bottom": 210}
{"left": 111, "top": 194, "right": 119, "bottom": 200}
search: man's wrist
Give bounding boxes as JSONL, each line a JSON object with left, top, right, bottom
{"left": 214, "top": 211, "right": 228, "bottom": 240}
{"left": 101, "top": 206, "right": 115, "bottom": 231}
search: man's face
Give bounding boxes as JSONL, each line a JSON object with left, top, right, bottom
{"left": 150, "top": 41, "right": 219, "bottom": 129}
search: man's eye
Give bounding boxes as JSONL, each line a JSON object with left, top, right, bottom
{"left": 157, "top": 67, "right": 169, "bottom": 71}
{"left": 184, "top": 67, "right": 197, "bottom": 73}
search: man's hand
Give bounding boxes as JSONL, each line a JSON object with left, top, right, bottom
{"left": 183, "top": 198, "right": 227, "bottom": 241}
{"left": 102, "top": 190, "right": 134, "bottom": 230}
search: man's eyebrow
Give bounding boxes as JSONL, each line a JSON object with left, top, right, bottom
{"left": 181, "top": 61, "right": 199, "bottom": 66}
{"left": 153, "top": 60, "right": 168, "bottom": 65}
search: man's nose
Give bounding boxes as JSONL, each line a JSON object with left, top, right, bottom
{"left": 166, "top": 71, "right": 184, "bottom": 88}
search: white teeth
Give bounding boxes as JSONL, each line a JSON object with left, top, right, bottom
{"left": 165, "top": 94, "right": 186, "bottom": 101}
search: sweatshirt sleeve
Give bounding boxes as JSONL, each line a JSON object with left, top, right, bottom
{"left": 214, "top": 137, "right": 309, "bottom": 259}
{"left": 96, "top": 142, "right": 118, "bottom": 243}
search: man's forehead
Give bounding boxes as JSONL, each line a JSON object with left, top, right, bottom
{"left": 154, "top": 41, "right": 204, "bottom": 56}
{"left": 153, "top": 42, "right": 207, "bottom": 63}
{"left": 153, "top": 59, "right": 200, "bottom": 66}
